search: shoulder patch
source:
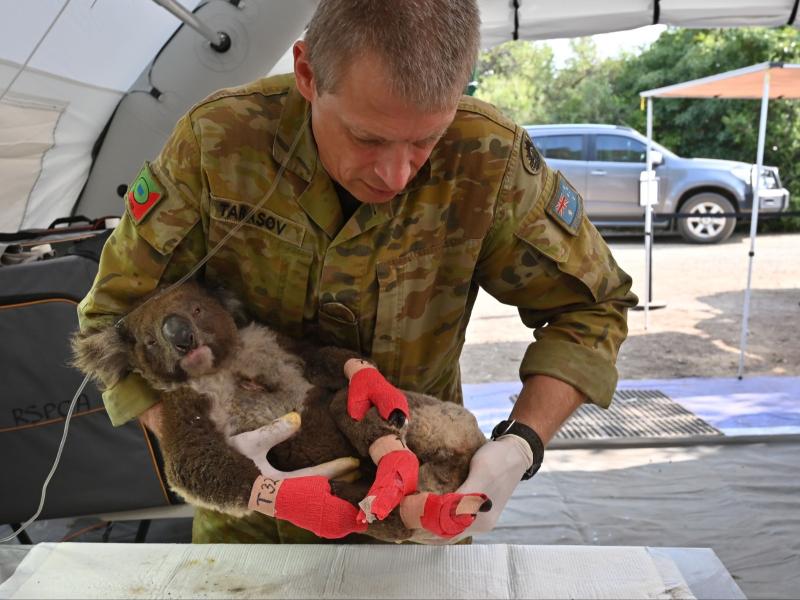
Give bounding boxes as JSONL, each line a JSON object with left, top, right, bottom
{"left": 521, "top": 131, "right": 542, "bottom": 175}
{"left": 546, "top": 173, "right": 583, "bottom": 236}
{"left": 127, "top": 162, "right": 164, "bottom": 224}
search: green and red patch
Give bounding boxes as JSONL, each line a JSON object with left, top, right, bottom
{"left": 127, "top": 163, "right": 164, "bottom": 223}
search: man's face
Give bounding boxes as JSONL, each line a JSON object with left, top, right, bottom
{"left": 295, "top": 45, "right": 458, "bottom": 204}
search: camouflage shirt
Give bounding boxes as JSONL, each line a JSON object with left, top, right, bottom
{"left": 78, "top": 73, "right": 637, "bottom": 426}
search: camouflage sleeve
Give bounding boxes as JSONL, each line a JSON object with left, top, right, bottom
{"left": 475, "top": 128, "right": 638, "bottom": 408}
{"left": 77, "top": 114, "right": 207, "bottom": 425}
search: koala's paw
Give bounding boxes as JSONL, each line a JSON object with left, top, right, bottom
{"left": 400, "top": 492, "right": 491, "bottom": 539}
{"left": 273, "top": 476, "right": 368, "bottom": 539}
{"left": 357, "top": 449, "right": 419, "bottom": 523}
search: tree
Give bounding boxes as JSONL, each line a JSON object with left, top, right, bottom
{"left": 547, "top": 38, "right": 628, "bottom": 124}
{"left": 473, "top": 40, "right": 555, "bottom": 124}
{"left": 473, "top": 27, "right": 800, "bottom": 231}
{"left": 616, "top": 27, "right": 800, "bottom": 230}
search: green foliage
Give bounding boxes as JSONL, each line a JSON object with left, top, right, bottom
{"left": 474, "top": 40, "right": 555, "bottom": 124}
{"left": 547, "top": 39, "right": 628, "bottom": 125}
{"left": 474, "top": 27, "right": 800, "bottom": 232}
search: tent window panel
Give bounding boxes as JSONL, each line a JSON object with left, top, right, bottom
{"left": 0, "top": 99, "right": 60, "bottom": 232}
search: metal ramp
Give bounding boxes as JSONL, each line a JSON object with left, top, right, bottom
{"left": 511, "top": 389, "right": 723, "bottom": 448}
{"left": 556, "top": 389, "right": 722, "bottom": 440}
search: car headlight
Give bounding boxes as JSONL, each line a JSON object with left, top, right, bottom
{"left": 759, "top": 169, "right": 779, "bottom": 190}
{"left": 731, "top": 166, "right": 779, "bottom": 189}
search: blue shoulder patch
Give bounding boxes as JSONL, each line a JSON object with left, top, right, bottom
{"left": 546, "top": 173, "right": 583, "bottom": 236}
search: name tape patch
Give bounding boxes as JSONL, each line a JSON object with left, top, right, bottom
{"left": 546, "top": 173, "right": 583, "bottom": 236}
{"left": 213, "top": 199, "right": 305, "bottom": 247}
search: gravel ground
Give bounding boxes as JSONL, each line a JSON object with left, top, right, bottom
{"left": 461, "top": 231, "right": 800, "bottom": 383}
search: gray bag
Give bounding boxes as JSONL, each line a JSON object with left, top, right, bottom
{"left": 0, "top": 228, "right": 176, "bottom": 524}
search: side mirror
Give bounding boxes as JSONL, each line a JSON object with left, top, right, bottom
{"left": 649, "top": 150, "right": 664, "bottom": 167}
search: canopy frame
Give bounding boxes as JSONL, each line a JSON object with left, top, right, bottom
{"left": 639, "top": 62, "right": 800, "bottom": 378}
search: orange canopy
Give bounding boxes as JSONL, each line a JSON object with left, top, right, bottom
{"left": 640, "top": 62, "right": 800, "bottom": 100}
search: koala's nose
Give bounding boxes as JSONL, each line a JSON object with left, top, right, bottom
{"left": 162, "top": 314, "right": 196, "bottom": 354}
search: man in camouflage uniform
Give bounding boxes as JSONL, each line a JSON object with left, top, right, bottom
{"left": 78, "top": 0, "right": 637, "bottom": 543}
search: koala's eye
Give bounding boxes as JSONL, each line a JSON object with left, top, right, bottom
{"left": 145, "top": 339, "right": 157, "bottom": 347}
{"left": 193, "top": 306, "right": 202, "bottom": 316}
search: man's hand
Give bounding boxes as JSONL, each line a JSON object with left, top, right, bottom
{"left": 450, "top": 434, "right": 533, "bottom": 535}
{"left": 345, "top": 360, "right": 409, "bottom": 424}
{"left": 229, "top": 412, "right": 360, "bottom": 481}
{"left": 406, "top": 434, "right": 532, "bottom": 544}
{"left": 408, "top": 375, "right": 584, "bottom": 544}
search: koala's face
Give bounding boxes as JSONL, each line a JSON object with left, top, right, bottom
{"left": 123, "top": 282, "right": 240, "bottom": 383}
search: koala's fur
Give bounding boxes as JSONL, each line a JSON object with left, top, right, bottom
{"left": 73, "top": 281, "right": 486, "bottom": 541}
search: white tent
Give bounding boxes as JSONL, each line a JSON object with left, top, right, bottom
{"left": 1, "top": 0, "right": 799, "bottom": 231}
{"left": 640, "top": 62, "right": 800, "bottom": 377}
{"left": 479, "top": 0, "right": 800, "bottom": 47}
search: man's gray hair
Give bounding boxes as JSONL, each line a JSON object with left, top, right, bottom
{"left": 304, "top": 0, "right": 480, "bottom": 110}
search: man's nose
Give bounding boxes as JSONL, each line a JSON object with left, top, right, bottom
{"left": 374, "top": 145, "right": 412, "bottom": 193}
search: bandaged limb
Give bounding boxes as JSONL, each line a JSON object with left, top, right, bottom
{"left": 355, "top": 433, "right": 489, "bottom": 534}
{"left": 249, "top": 475, "right": 367, "bottom": 539}
{"left": 357, "top": 435, "right": 419, "bottom": 523}
{"left": 399, "top": 492, "right": 491, "bottom": 539}
{"left": 345, "top": 361, "right": 409, "bottom": 425}
{"left": 229, "top": 412, "right": 360, "bottom": 481}
{"left": 359, "top": 435, "right": 491, "bottom": 541}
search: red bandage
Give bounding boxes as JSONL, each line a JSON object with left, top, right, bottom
{"left": 347, "top": 368, "right": 409, "bottom": 422}
{"left": 357, "top": 449, "right": 419, "bottom": 523}
{"left": 420, "top": 492, "right": 489, "bottom": 539}
{"left": 273, "top": 476, "right": 367, "bottom": 539}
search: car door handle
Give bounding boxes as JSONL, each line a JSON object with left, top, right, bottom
{"left": 590, "top": 170, "right": 607, "bottom": 175}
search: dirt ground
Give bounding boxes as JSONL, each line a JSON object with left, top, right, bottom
{"left": 460, "top": 231, "right": 800, "bottom": 383}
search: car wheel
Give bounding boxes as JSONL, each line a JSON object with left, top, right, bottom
{"left": 677, "top": 193, "right": 736, "bottom": 244}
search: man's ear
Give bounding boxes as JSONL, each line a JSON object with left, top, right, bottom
{"left": 293, "top": 40, "right": 317, "bottom": 103}
{"left": 71, "top": 325, "right": 132, "bottom": 390}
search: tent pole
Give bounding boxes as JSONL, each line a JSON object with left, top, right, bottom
{"left": 737, "top": 71, "right": 771, "bottom": 379}
{"left": 152, "top": 0, "right": 230, "bottom": 51}
{"left": 644, "top": 97, "right": 654, "bottom": 330}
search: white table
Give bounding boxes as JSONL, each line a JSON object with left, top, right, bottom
{"left": 0, "top": 543, "right": 745, "bottom": 599}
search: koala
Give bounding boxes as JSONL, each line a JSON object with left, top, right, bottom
{"left": 72, "top": 281, "right": 487, "bottom": 542}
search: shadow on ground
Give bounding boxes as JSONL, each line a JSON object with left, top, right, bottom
{"left": 621, "top": 288, "right": 800, "bottom": 379}
{"left": 461, "top": 288, "right": 800, "bottom": 383}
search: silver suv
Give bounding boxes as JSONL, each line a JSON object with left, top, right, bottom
{"left": 525, "top": 124, "right": 791, "bottom": 243}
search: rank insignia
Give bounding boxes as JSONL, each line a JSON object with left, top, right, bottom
{"left": 546, "top": 173, "right": 583, "bottom": 235}
{"left": 521, "top": 131, "right": 542, "bottom": 175}
{"left": 127, "top": 162, "right": 164, "bottom": 223}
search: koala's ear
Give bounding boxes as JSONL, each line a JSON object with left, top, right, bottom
{"left": 71, "top": 324, "right": 132, "bottom": 390}
{"left": 209, "top": 287, "right": 251, "bottom": 327}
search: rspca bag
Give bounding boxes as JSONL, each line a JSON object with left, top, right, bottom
{"left": 0, "top": 224, "right": 177, "bottom": 525}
